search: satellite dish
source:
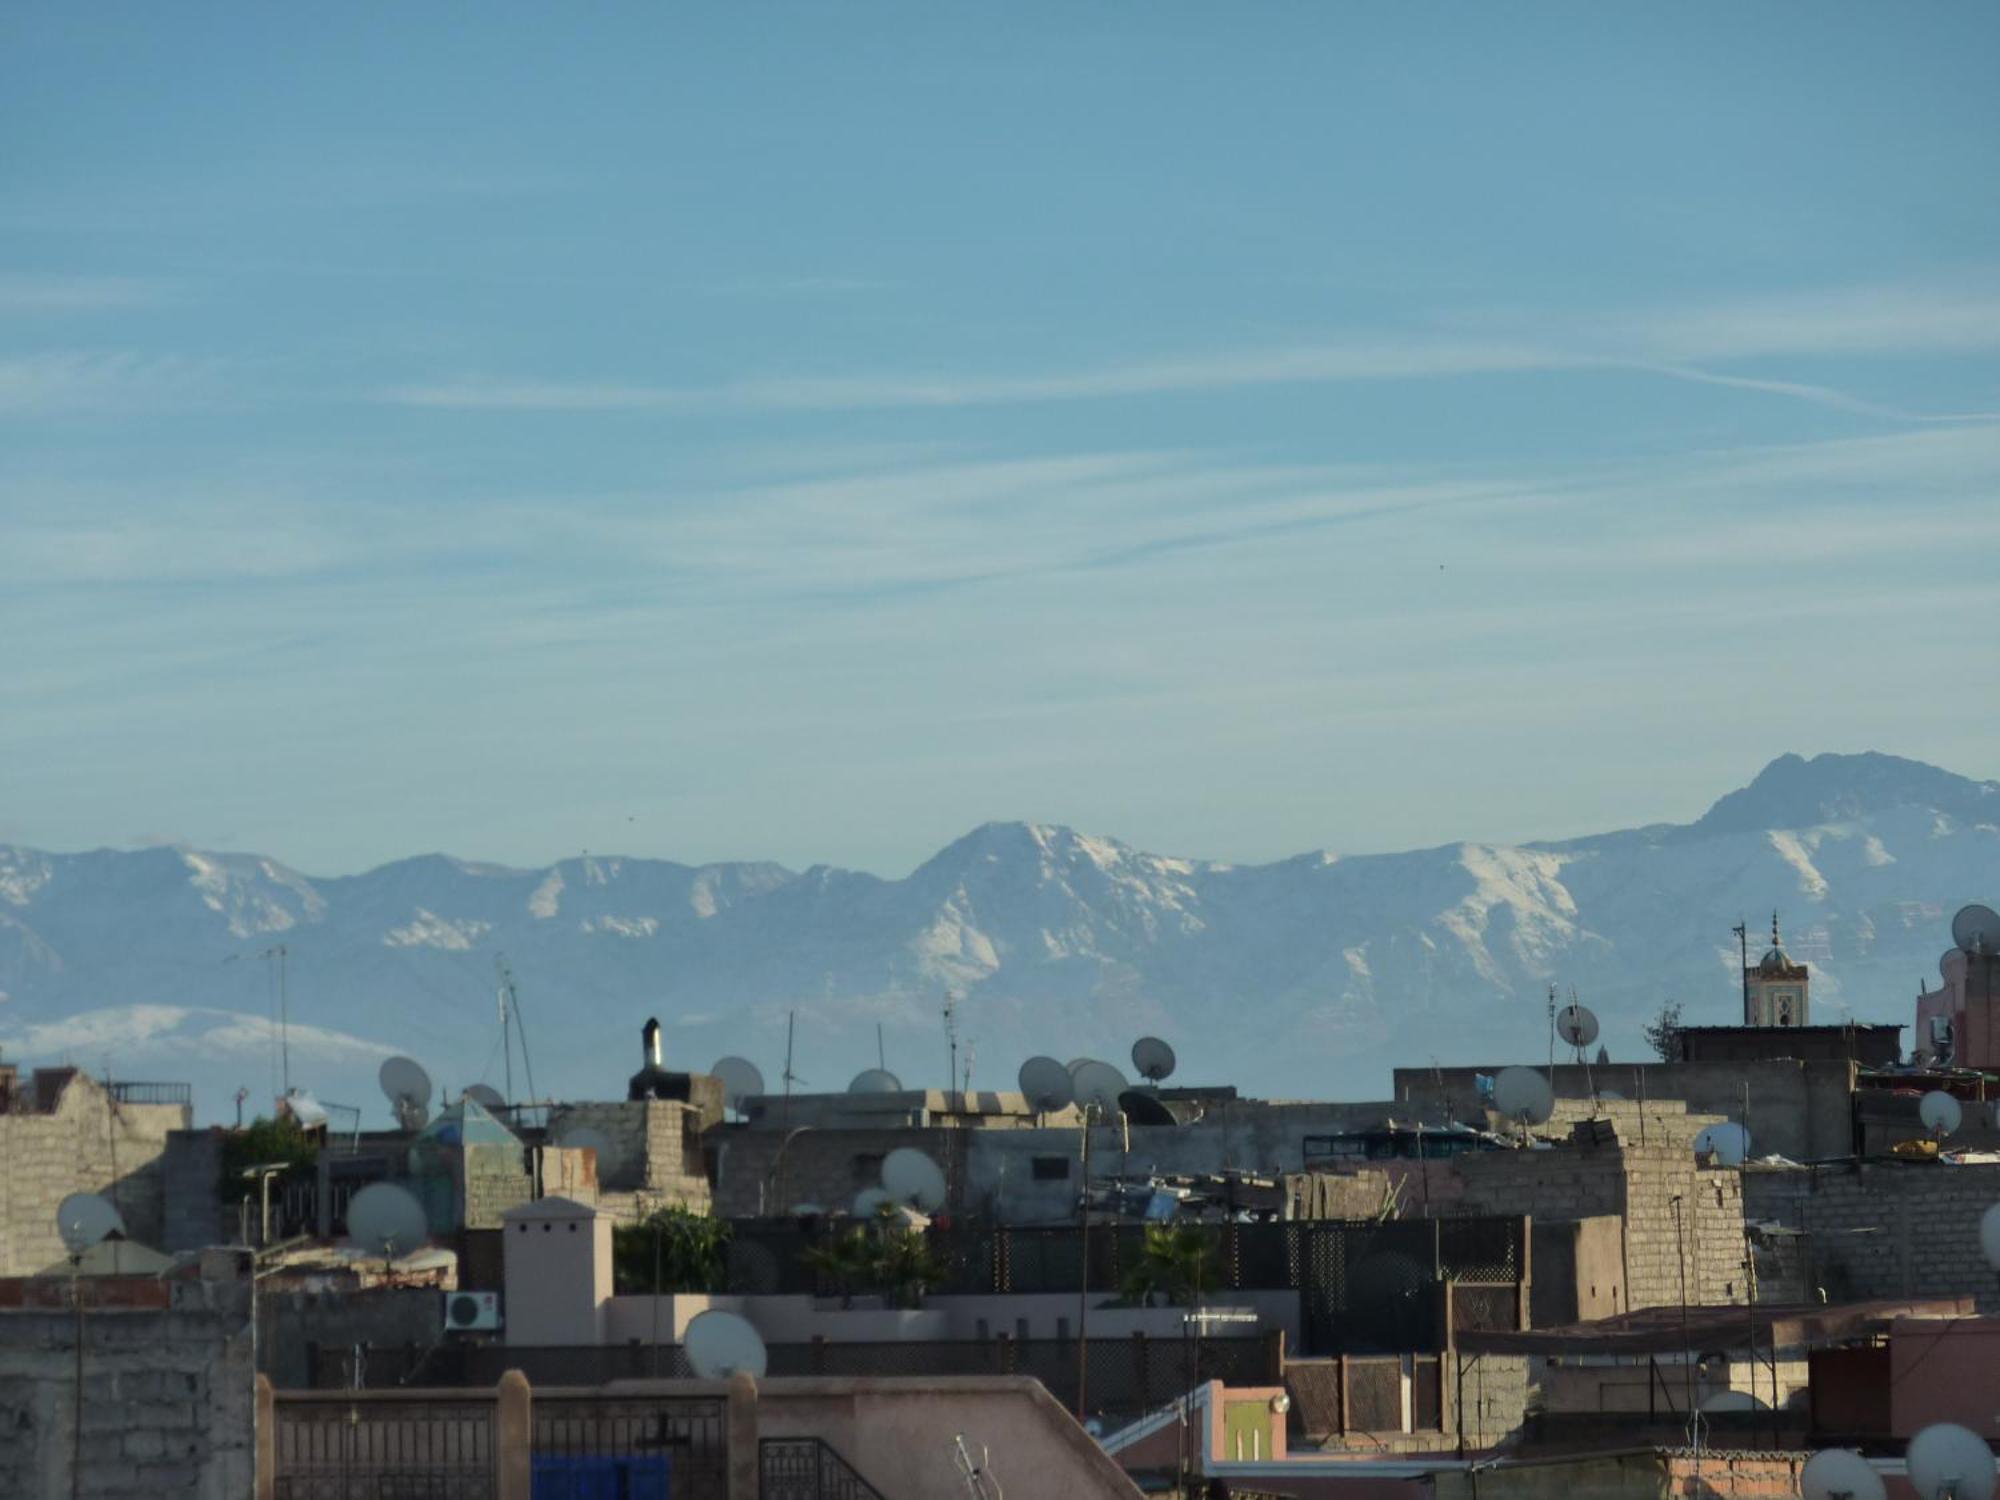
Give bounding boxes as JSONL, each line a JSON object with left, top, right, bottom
{"left": 56, "top": 1193, "right": 126, "bottom": 1256}
{"left": 552, "top": 1123, "right": 625, "bottom": 1184}
{"left": 1555, "top": 1005, "right": 1600, "bottom": 1049}
{"left": 1018, "top": 1057, "right": 1076, "bottom": 1113}
{"left": 847, "top": 1068, "right": 903, "bottom": 1095}
{"left": 345, "top": 1182, "right": 430, "bottom": 1260}
{"left": 1697, "top": 1389, "right": 1767, "bottom": 1412}
{"left": 1069, "top": 1060, "right": 1129, "bottom": 1117}
{"left": 711, "top": 1057, "right": 766, "bottom": 1113}
{"left": 1119, "top": 1089, "right": 1179, "bottom": 1127}
{"left": 1952, "top": 905, "right": 2000, "bottom": 957}
{"left": 1492, "top": 1067, "right": 1554, "bottom": 1126}
{"left": 379, "top": 1056, "right": 434, "bottom": 1131}
{"left": 852, "top": 1186, "right": 894, "bottom": 1218}
{"left": 1801, "top": 1449, "right": 1886, "bottom": 1500}
{"left": 1907, "top": 1422, "right": 1997, "bottom": 1500}
{"left": 1981, "top": 1203, "right": 2000, "bottom": 1273}
{"left": 463, "top": 1084, "right": 506, "bottom": 1112}
{"left": 1920, "top": 1090, "right": 1964, "bottom": 1138}
{"left": 683, "top": 1309, "right": 768, "bottom": 1380}
{"left": 1694, "top": 1122, "right": 1752, "bottom": 1167}
{"left": 881, "top": 1147, "right": 947, "bottom": 1212}
{"left": 1131, "top": 1037, "right": 1177, "bottom": 1084}
{"left": 283, "top": 1088, "right": 330, "bottom": 1129}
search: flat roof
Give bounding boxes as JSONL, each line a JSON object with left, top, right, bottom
{"left": 1460, "top": 1296, "right": 1971, "bottom": 1356}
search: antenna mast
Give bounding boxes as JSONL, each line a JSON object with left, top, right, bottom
{"left": 493, "top": 957, "right": 538, "bottom": 1123}
{"left": 943, "top": 989, "right": 960, "bottom": 1102}
{"left": 782, "top": 1011, "right": 799, "bottom": 1126}
{"left": 262, "top": 945, "right": 291, "bottom": 1097}
{"left": 1546, "top": 982, "right": 1557, "bottom": 1072}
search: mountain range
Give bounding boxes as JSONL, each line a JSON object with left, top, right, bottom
{"left": 2, "top": 751, "right": 1993, "bottom": 1125}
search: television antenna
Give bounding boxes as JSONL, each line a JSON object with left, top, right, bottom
{"left": 1906, "top": 1422, "right": 1996, "bottom": 1500}
{"left": 684, "top": 1309, "right": 768, "bottom": 1379}
{"left": 1694, "top": 1121, "right": 1752, "bottom": 1167}
{"left": 492, "top": 957, "right": 540, "bottom": 1119}
{"left": 1952, "top": 905, "right": 2000, "bottom": 957}
{"left": 781, "top": 1011, "right": 803, "bottom": 1119}
{"left": 378, "top": 1056, "right": 433, "bottom": 1132}
{"left": 847, "top": 1068, "right": 903, "bottom": 1094}
{"left": 1069, "top": 1060, "right": 1128, "bottom": 1118}
{"left": 942, "top": 989, "right": 961, "bottom": 1099}
{"left": 1491, "top": 1066, "right": 1554, "bottom": 1140}
{"left": 57, "top": 1193, "right": 125, "bottom": 1258}
{"left": 711, "top": 1057, "right": 766, "bottom": 1119}
{"left": 345, "top": 1182, "right": 429, "bottom": 1268}
{"left": 1018, "top": 1056, "right": 1076, "bottom": 1119}
{"left": 1800, "top": 1448, "right": 1886, "bottom": 1500}
{"left": 1920, "top": 1090, "right": 1964, "bottom": 1142}
{"left": 882, "top": 1147, "right": 948, "bottom": 1213}
{"left": 1131, "top": 1037, "right": 1177, "bottom": 1084}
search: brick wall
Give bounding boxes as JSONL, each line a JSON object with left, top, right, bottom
{"left": 548, "top": 1101, "right": 710, "bottom": 1212}
{"left": 0, "top": 1275, "right": 253, "bottom": 1499}
{"left": 1744, "top": 1160, "right": 2000, "bottom": 1306}
{"left": 0, "top": 1072, "right": 190, "bottom": 1275}
{"left": 715, "top": 1127, "right": 965, "bottom": 1219}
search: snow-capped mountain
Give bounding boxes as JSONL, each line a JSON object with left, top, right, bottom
{"left": 1, "top": 752, "right": 1993, "bottom": 1124}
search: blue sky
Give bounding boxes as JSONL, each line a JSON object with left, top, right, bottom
{"left": 4, "top": 4, "right": 1998, "bottom": 876}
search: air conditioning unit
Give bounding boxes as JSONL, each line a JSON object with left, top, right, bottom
{"left": 444, "top": 1291, "right": 502, "bottom": 1332}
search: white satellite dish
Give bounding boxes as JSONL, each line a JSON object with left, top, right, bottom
{"left": 1492, "top": 1067, "right": 1554, "bottom": 1126}
{"left": 1920, "top": 1090, "right": 1964, "bottom": 1138}
{"left": 1907, "top": 1422, "right": 1997, "bottom": 1500}
{"left": 463, "top": 1084, "right": 506, "bottom": 1112}
{"left": 852, "top": 1186, "right": 894, "bottom": 1219}
{"left": 711, "top": 1057, "right": 766, "bottom": 1114}
{"left": 57, "top": 1193, "right": 126, "bottom": 1257}
{"left": 1555, "top": 1004, "right": 1599, "bottom": 1049}
{"left": 345, "top": 1182, "right": 430, "bottom": 1260}
{"left": 1801, "top": 1449, "right": 1886, "bottom": 1500}
{"left": 1698, "top": 1389, "right": 1767, "bottom": 1412}
{"left": 881, "top": 1147, "right": 947, "bottom": 1212}
{"left": 1982, "top": 1203, "right": 2000, "bottom": 1273}
{"left": 847, "top": 1068, "right": 903, "bottom": 1095}
{"left": 1952, "top": 904, "right": 2000, "bottom": 957}
{"left": 683, "top": 1309, "right": 768, "bottom": 1380}
{"left": 1069, "top": 1060, "right": 1128, "bottom": 1117}
{"left": 1131, "top": 1037, "right": 1177, "bottom": 1084}
{"left": 1017, "top": 1056, "right": 1075, "bottom": 1113}
{"left": 379, "top": 1056, "right": 433, "bottom": 1131}
{"left": 1694, "top": 1121, "right": 1752, "bottom": 1167}
{"left": 552, "top": 1123, "right": 626, "bottom": 1184}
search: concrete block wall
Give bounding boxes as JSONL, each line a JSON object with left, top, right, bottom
{"left": 549, "top": 1101, "right": 710, "bottom": 1211}
{"left": 1451, "top": 1352, "right": 1531, "bottom": 1448}
{"left": 161, "top": 1130, "right": 226, "bottom": 1252}
{"left": 0, "top": 1073, "right": 190, "bottom": 1275}
{"left": 1744, "top": 1160, "right": 2000, "bottom": 1306}
{"left": 716, "top": 1126, "right": 963, "bottom": 1219}
{"left": 0, "top": 1276, "right": 253, "bottom": 1500}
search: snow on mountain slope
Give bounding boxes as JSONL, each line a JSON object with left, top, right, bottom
{"left": 1, "top": 752, "right": 1993, "bottom": 1123}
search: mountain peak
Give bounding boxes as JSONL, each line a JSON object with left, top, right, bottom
{"left": 1692, "top": 752, "right": 1998, "bottom": 835}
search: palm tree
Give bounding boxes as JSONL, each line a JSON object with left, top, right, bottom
{"left": 873, "top": 1228, "right": 945, "bottom": 1310}
{"left": 1121, "top": 1224, "right": 1215, "bottom": 1308}
{"left": 800, "top": 1228, "right": 876, "bottom": 1309}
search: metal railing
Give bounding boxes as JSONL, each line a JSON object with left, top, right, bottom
{"left": 108, "top": 1080, "right": 192, "bottom": 1106}
{"left": 272, "top": 1394, "right": 496, "bottom": 1500}
{"left": 759, "top": 1437, "right": 889, "bottom": 1500}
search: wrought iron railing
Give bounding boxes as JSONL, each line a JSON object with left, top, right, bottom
{"left": 759, "top": 1437, "right": 888, "bottom": 1500}
{"left": 108, "top": 1080, "right": 192, "bottom": 1106}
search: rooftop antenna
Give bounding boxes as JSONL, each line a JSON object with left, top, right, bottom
{"left": 1131, "top": 1037, "right": 1177, "bottom": 1085}
{"left": 1556, "top": 999, "right": 1600, "bottom": 1099}
{"left": 1906, "top": 1422, "right": 1996, "bottom": 1500}
{"left": 1017, "top": 1056, "right": 1075, "bottom": 1123}
{"left": 1800, "top": 1448, "right": 1886, "bottom": 1500}
{"left": 1546, "top": 983, "right": 1558, "bottom": 1071}
{"left": 877, "top": 1022, "right": 887, "bottom": 1072}
{"left": 378, "top": 1056, "right": 433, "bottom": 1132}
{"left": 782, "top": 1011, "right": 801, "bottom": 1125}
{"left": 345, "top": 1182, "right": 430, "bottom": 1276}
{"left": 684, "top": 1309, "right": 768, "bottom": 1379}
{"left": 1732, "top": 919, "right": 1751, "bottom": 1022}
{"left": 710, "top": 1057, "right": 767, "bottom": 1121}
{"left": 962, "top": 1036, "right": 977, "bottom": 1096}
{"left": 943, "top": 989, "right": 960, "bottom": 1102}
{"left": 882, "top": 1147, "right": 948, "bottom": 1213}
{"left": 1492, "top": 1066, "right": 1554, "bottom": 1145}
{"left": 952, "top": 1433, "right": 1002, "bottom": 1499}
{"left": 256, "top": 945, "right": 291, "bottom": 1101}
{"left": 1919, "top": 1090, "right": 1963, "bottom": 1145}
{"left": 493, "top": 956, "right": 539, "bottom": 1121}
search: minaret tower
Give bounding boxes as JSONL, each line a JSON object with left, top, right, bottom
{"left": 1745, "top": 912, "right": 1809, "bottom": 1026}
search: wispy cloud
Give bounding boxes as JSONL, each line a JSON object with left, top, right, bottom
{"left": 0, "top": 351, "right": 225, "bottom": 413}
{"left": 0, "top": 273, "right": 169, "bottom": 314}
{"left": 381, "top": 279, "right": 2000, "bottom": 422}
